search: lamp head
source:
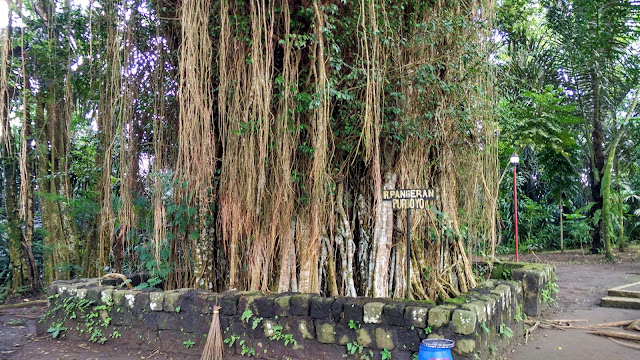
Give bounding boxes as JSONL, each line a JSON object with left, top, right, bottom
{"left": 510, "top": 152, "right": 520, "bottom": 165}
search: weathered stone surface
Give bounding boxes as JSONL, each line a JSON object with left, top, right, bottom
{"left": 315, "top": 320, "right": 336, "bottom": 344}
{"left": 100, "top": 288, "right": 114, "bottom": 304}
{"left": 462, "top": 301, "right": 487, "bottom": 322}
{"left": 363, "top": 302, "right": 384, "bottom": 324}
{"left": 150, "top": 292, "right": 164, "bottom": 311}
{"left": 123, "top": 290, "right": 139, "bottom": 308}
{"left": 454, "top": 338, "right": 476, "bottom": 355}
{"left": 220, "top": 291, "right": 240, "bottom": 316}
{"left": 428, "top": 306, "right": 451, "bottom": 328}
{"left": 356, "top": 327, "right": 373, "bottom": 347}
{"left": 298, "top": 318, "right": 315, "bottom": 340}
{"left": 452, "top": 309, "right": 477, "bottom": 335}
{"left": 254, "top": 296, "right": 275, "bottom": 317}
{"left": 394, "top": 327, "right": 421, "bottom": 352}
{"left": 274, "top": 295, "right": 291, "bottom": 317}
{"left": 163, "top": 290, "right": 185, "bottom": 312}
{"left": 310, "top": 296, "right": 335, "bottom": 319}
{"left": 375, "top": 327, "right": 394, "bottom": 350}
{"left": 343, "top": 299, "right": 365, "bottom": 323}
{"left": 404, "top": 306, "right": 428, "bottom": 328}
{"left": 334, "top": 324, "right": 356, "bottom": 345}
{"left": 331, "top": 297, "right": 348, "bottom": 322}
{"left": 383, "top": 303, "right": 405, "bottom": 326}
{"left": 112, "top": 289, "right": 126, "bottom": 306}
{"left": 75, "top": 288, "right": 87, "bottom": 299}
{"left": 290, "top": 294, "right": 313, "bottom": 316}
{"left": 263, "top": 319, "right": 278, "bottom": 337}
{"left": 43, "top": 269, "right": 539, "bottom": 360}
{"left": 134, "top": 292, "right": 151, "bottom": 313}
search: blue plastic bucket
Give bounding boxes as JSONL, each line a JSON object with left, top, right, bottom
{"left": 417, "top": 339, "right": 454, "bottom": 360}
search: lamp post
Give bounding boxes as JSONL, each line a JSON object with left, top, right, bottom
{"left": 510, "top": 152, "right": 520, "bottom": 262}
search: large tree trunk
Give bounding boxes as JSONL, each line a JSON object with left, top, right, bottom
{"left": 4, "top": 150, "right": 25, "bottom": 291}
{"left": 589, "top": 68, "right": 605, "bottom": 253}
{"left": 615, "top": 156, "right": 624, "bottom": 252}
{"left": 372, "top": 171, "right": 397, "bottom": 298}
{"left": 19, "top": 81, "right": 39, "bottom": 292}
{"left": 601, "top": 132, "right": 622, "bottom": 261}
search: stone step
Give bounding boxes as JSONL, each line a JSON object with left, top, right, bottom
{"left": 600, "top": 296, "right": 640, "bottom": 310}
{"left": 608, "top": 289, "right": 640, "bottom": 298}
{"left": 607, "top": 281, "right": 640, "bottom": 299}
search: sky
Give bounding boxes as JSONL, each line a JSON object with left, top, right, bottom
{"left": 0, "top": 1, "right": 8, "bottom": 29}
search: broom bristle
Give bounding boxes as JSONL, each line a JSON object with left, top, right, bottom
{"left": 201, "top": 305, "right": 223, "bottom": 360}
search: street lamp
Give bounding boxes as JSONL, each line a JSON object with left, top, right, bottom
{"left": 510, "top": 152, "right": 520, "bottom": 262}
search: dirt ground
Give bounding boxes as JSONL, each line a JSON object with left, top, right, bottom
{"left": 506, "top": 246, "right": 640, "bottom": 360}
{"left": 1, "top": 247, "right": 639, "bottom": 360}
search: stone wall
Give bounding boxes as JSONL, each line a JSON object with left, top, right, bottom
{"left": 486, "top": 261, "right": 556, "bottom": 317}
{"left": 39, "top": 278, "right": 532, "bottom": 360}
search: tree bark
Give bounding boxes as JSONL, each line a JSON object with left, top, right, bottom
{"left": 559, "top": 197, "right": 564, "bottom": 253}
{"left": 589, "top": 68, "right": 605, "bottom": 253}
{"left": 19, "top": 82, "right": 39, "bottom": 292}
{"left": 4, "top": 149, "right": 25, "bottom": 292}
{"left": 615, "top": 156, "right": 624, "bottom": 252}
{"left": 601, "top": 132, "right": 621, "bottom": 261}
{"left": 372, "top": 171, "right": 397, "bottom": 298}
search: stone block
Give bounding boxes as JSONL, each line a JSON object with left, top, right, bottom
{"left": 297, "top": 318, "right": 315, "bottom": 340}
{"left": 462, "top": 301, "right": 487, "bottom": 322}
{"left": 454, "top": 338, "right": 476, "bottom": 355}
{"left": 310, "top": 296, "right": 335, "bottom": 319}
{"left": 315, "top": 320, "right": 336, "bottom": 344}
{"left": 290, "top": 294, "right": 313, "bottom": 316}
{"left": 112, "top": 289, "right": 126, "bottom": 306}
{"left": 452, "top": 309, "right": 477, "bottom": 335}
{"left": 177, "top": 290, "right": 216, "bottom": 315}
{"left": 123, "top": 290, "right": 139, "bottom": 308}
{"left": 375, "top": 327, "right": 394, "bottom": 350}
{"left": 331, "top": 297, "right": 348, "bottom": 322}
{"left": 150, "top": 292, "right": 164, "bottom": 311}
{"left": 163, "top": 290, "right": 187, "bottom": 313}
{"left": 363, "top": 302, "right": 384, "bottom": 324}
{"left": 394, "top": 327, "right": 421, "bottom": 352}
{"left": 76, "top": 288, "right": 87, "bottom": 299}
{"left": 356, "top": 327, "right": 373, "bottom": 348}
{"left": 274, "top": 295, "right": 291, "bottom": 317}
{"left": 263, "top": 319, "right": 278, "bottom": 337}
{"left": 98, "top": 288, "right": 113, "bottom": 305}
{"left": 404, "top": 306, "right": 428, "bottom": 328}
{"left": 383, "top": 303, "right": 405, "bottom": 326}
{"left": 220, "top": 291, "right": 241, "bottom": 316}
{"left": 134, "top": 292, "right": 151, "bottom": 313}
{"left": 428, "top": 306, "right": 451, "bottom": 328}
{"left": 343, "top": 299, "right": 365, "bottom": 323}
{"left": 254, "top": 296, "right": 275, "bottom": 317}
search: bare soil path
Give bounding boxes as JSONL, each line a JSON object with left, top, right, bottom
{"left": 1, "top": 247, "right": 639, "bottom": 359}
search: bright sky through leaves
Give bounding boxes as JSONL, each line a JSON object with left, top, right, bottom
{"left": 0, "top": 2, "right": 8, "bottom": 29}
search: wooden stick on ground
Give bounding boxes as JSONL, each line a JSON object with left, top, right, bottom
{"left": 587, "top": 330, "right": 640, "bottom": 342}
{"left": 592, "top": 320, "right": 635, "bottom": 328}
{"left": 526, "top": 321, "right": 540, "bottom": 345}
{"left": 0, "top": 300, "right": 48, "bottom": 310}
{"left": 608, "top": 337, "right": 640, "bottom": 350}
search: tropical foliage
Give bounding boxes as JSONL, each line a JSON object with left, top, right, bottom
{"left": 0, "top": 0, "right": 638, "bottom": 303}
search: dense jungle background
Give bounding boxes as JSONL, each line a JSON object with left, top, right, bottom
{"left": 0, "top": 0, "right": 639, "bottom": 303}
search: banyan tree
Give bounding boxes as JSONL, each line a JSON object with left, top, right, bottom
{"left": 0, "top": 0, "right": 499, "bottom": 301}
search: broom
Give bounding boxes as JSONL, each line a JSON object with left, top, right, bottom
{"left": 201, "top": 305, "right": 223, "bottom": 360}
